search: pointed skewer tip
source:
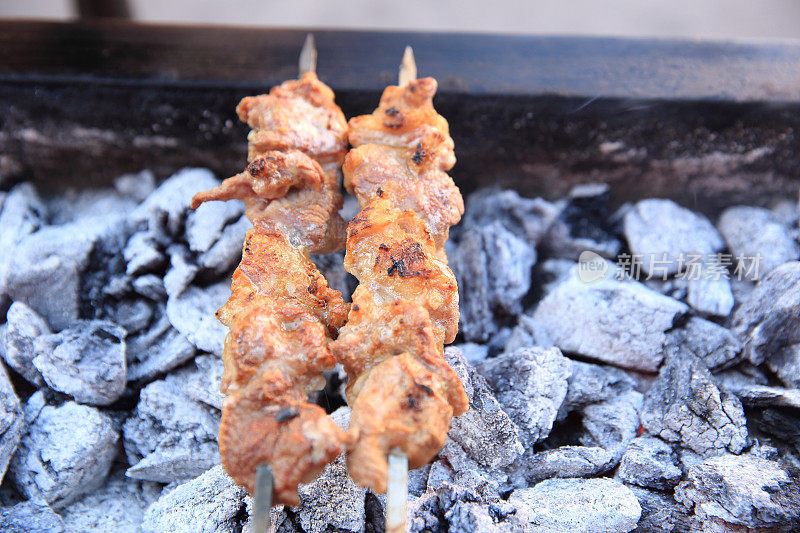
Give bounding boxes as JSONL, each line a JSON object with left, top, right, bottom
{"left": 299, "top": 33, "right": 317, "bottom": 76}
{"left": 398, "top": 46, "right": 417, "bottom": 86}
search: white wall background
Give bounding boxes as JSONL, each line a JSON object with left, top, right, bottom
{"left": 2, "top": 0, "right": 800, "bottom": 41}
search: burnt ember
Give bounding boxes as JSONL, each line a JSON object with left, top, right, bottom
{"left": 0, "top": 172, "right": 799, "bottom": 532}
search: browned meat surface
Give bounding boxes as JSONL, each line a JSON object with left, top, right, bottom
{"left": 191, "top": 71, "right": 349, "bottom": 506}
{"left": 344, "top": 77, "right": 462, "bottom": 250}
{"left": 333, "top": 76, "right": 468, "bottom": 492}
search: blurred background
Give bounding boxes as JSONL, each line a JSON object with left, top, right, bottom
{"left": 2, "top": 0, "right": 800, "bottom": 41}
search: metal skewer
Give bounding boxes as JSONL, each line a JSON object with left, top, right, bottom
{"left": 299, "top": 33, "right": 317, "bottom": 76}
{"left": 384, "top": 46, "right": 418, "bottom": 533}
{"left": 253, "top": 463, "right": 274, "bottom": 533}
{"left": 253, "top": 36, "right": 318, "bottom": 533}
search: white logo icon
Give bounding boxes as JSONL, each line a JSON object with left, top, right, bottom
{"left": 577, "top": 251, "right": 609, "bottom": 283}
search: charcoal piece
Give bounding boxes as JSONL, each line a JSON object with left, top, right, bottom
{"left": 623, "top": 198, "right": 724, "bottom": 276}
{"left": 5, "top": 220, "right": 102, "bottom": 330}
{"left": 680, "top": 258, "right": 735, "bottom": 316}
{"left": 531, "top": 273, "right": 688, "bottom": 372}
{"left": 641, "top": 354, "right": 747, "bottom": 456}
{"left": 126, "top": 310, "right": 196, "bottom": 382}
{"left": 767, "top": 343, "right": 800, "bottom": 389}
{"left": 2, "top": 301, "right": 49, "bottom": 385}
{"left": 509, "top": 477, "right": 641, "bottom": 533}
{"left": 451, "top": 220, "right": 536, "bottom": 342}
{"left": 674, "top": 453, "right": 800, "bottom": 531}
{"left": 643, "top": 276, "right": 688, "bottom": 301}
{"left": 166, "top": 281, "right": 229, "bottom": 356}
{"left": 198, "top": 215, "right": 251, "bottom": 275}
{"left": 580, "top": 389, "right": 643, "bottom": 463}
{"left": 626, "top": 485, "right": 691, "bottom": 533}
{"left": 32, "top": 320, "right": 127, "bottom": 406}
{"left": 78, "top": 214, "right": 132, "bottom": 321}
{"left": 731, "top": 384, "right": 800, "bottom": 409}
{"left": 714, "top": 364, "right": 770, "bottom": 394}
{"left": 444, "top": 500, "right": 527, "bottom": 532}
{"left": 477, "top": 346, "right": 571, "bottom": 446}
{"left": 503, "top": 314, "right": 553, "bottom": 354}
{"left": 163, "top": 244, "right": 199, "bottom": 298}
{"left": 110, "top": 299, "right": 154, "bottom": 334}
{"left": 103, "top": 273, "right": 132, "bottom": 299}
{"left": 408, "top": 492, "right": 442, "bottom": 533}
{"left": 618, "top": 436, "right": 682, "bottom": 490}
{"left": 0, "top": 183, "right": 45, "bottom": 299}
{"left": 132, "top": 274, "right": 167, "bottom": 301}
{"left": 461, "top": 188, "right": 559, "bottom": 244}
{"left": 558, "top": 360, "right": 637, "bottom": 419}
{"left": 165, "top": 354, "right": 224, "bottom": 410}
{"left": 0, "top": 364, "right": 23, "bottom": 484}
{"left": 509, "top": 446, "right": 614, "bottom": 487}
{"left": 60, "top": 468, "right": 161, "bottom": 533}
{"left": 9, "top": 400, "right": 118, "bottom": 509}
{"left": 113, "top": 169, "right": 157, "bottom": 202}
{"left": 408, "top": 464, "right": 432, "bottom": 498}
{"left": 718, "top": 205, "right": 800, "bottom": 280}
{"left": 0, "top": 499, "right": 66, "bottom": 533}
{"left": 733, "top": 261, "right": 800, "bottom": 365}
{"left": 124, "top": 231, "right": 166, "bottom": 276}
{"left": 435, "top": 440, "right": 505, "bottom": 501}
{"left": 123, "top": 379, "right": 220, "bottom": 483}
{"left": 185, "top": 199, "right": 245, "bottom": 254}
{"left": 295, "top": 455, "right": 365, "bottom": 533}
{"left": 443, "top": 347, "right": 523, "bottom": 469}
{"left": 544, "top": 183, "right": 622, "bottom": 260}
{"left": 131, "top": 168, "right": 220, "bottom": 238}
{"left": 140, "top": 465, "right": 247, "bottom": 533}
{"left": 663, "top": 316, "right": 742, "bottom": 371}
{"left": 310, "top": 251, "right": 354, "bottom": 302}
{"left": 48, "top": 186, "right": 139, "bottom": 226}
{"left": 454, "top": 342, "right": 489, "bottom": 364}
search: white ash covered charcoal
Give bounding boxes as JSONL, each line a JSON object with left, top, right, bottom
{"left": 531, "top": 270, "right": 688, "bottom": 372}
{"left": 733, "top": 261, "right": 800, "bottom": 365}
{"left": 125, "top": 305, "right": 196, "bottom": 382}
{"left": 0, "top": 183, "right": 46, "bottom": 307}
{"left": 443, "top": 347, "right": 524, "bottom": 471}
{"left": 165, "top": 280, "right": 229, "bottom": 356}
{"left": 675, "top": 453, "right": 800, "bottom": 532}
{"left": 9, "top": 395, "right": 118, "bottom": 509}
{"left": 0, "top": 498, "right": 66, "bottom": 533}
{"left": 544, "top": 183, "right": 622, "bottom": 260}
{"left": 409, "top": 483, "right": 527, "bottom": 533}
{"left": 0, "top": 364, "right": 23, "bottom": 484}
{"left": 507, "top": 446, "right": 614, "bottom": 487}
{"left": 2, "top": 301, "right": 49, "bottom": 386}
{"left": 626, "top": 485, "right": 691, "bottom": 533}
{"left": 477, "top": 346, "right": 571, "bottom": 448}
{"left": 5, "top": 216, "right": 129, "bottom": 331}
{"left": 292, "top": 407, "right": 367, "bottom": 533}
{"left": 718, "top": 205, "right": 800, "bottom": 279}
{"left": 123, "top": 231, "right": 167, "bottom": 277}
{"left": 579, "top": 389, "right": 643, "bottom": 464}
{"left": 163, "top": 244, "right": 199, "bottom": 298}
{"left": 60, "top": 467, "right": 162, "bottom": 532}
{"left": 663, "top": 316, "right": 742, "bottom": 371}
{"left": 641, "top": 353, "right": 748, "bottom": 457}
{"left": 450, "top": 220, "right": 536, "bottom": 343}
{"left": 32, "top": 319, "right": 127, "bottom": 406}
{"left": 141, "top": 465, "right": 247, "bottom": 533}
{"left": 622, "top": 198, "right": 725, "bottom": 277}
{"left": 130, "top": 168, "right": 220, "bottom": 239}
{"left": 679, "top": 256, "right": 735, "bottom": 316}
{"left": 509, "top": 477, "right": 642, "bottom": 533}
{"left": 557, "top": 359, "right": 638, "bottom": 420}
{"left": 766, "top": 343, "right": 800, "bottom": 389}
{"left": 165, "top": 353, "right": 224, "bottom": 410}
{"left": 123, "top": 378, "right": 220, "bottom": 483}
{"left": 459, "top": 188, "right": 559, "bottom": 245}
{"left": 617, "top": 435, "right": 682, "bottom": 491}
{"left": 188, "top": 207, "right": 251, "bottom": 276}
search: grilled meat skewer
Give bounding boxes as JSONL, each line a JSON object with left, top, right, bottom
{"left": 192, "top": 39, "right": 350, "bottom": 506}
